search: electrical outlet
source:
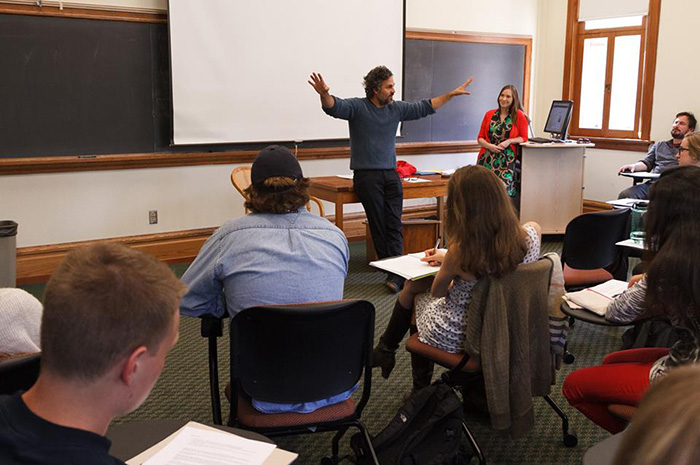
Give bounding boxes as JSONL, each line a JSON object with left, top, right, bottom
{"left": 149, "top": 210, "right": 158, "bottom": 225}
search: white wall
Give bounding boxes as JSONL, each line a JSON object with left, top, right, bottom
{"left": 3, "top": 0, "right": 536, "bottom": 248}
{"left": 534, "top": 0, "right": 700, "bottom": 202}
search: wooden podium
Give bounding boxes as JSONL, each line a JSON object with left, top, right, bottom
{"left": 519, "top": 142, "right": 593, "bottom": 234}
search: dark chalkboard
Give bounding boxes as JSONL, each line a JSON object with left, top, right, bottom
{"left": 0, "top": 14, "right": 529, "bottom": 160}
{"left": 401, "top": 37, "right": 527, "bottom": 142}
{"left": 0, "top": 13, "right": 172, "bottom": 158}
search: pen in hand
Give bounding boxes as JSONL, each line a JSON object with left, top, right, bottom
{"left": 425, "top": 237, "right": 441, "bottom": 266}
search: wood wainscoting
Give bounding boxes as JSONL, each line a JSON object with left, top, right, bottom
{"left": 16, "top": 205, "right": 440, "bottom": 284}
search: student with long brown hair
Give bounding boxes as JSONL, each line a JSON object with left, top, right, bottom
{"left": 563, "top": 166, "right": 700, "bottom": 434}
{"left": 373, "top": 165, "right": 541, "bottom": 391}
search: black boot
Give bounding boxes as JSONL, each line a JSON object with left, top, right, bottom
{"left": 373, "top": 300, "right": 412, "bottom": 379}
{"left": 409, "top": 325, "right": 434, "bottom": 391}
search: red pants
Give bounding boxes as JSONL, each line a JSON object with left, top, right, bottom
{"left": 561, "top": 347, "right": 670, "bottom": 433}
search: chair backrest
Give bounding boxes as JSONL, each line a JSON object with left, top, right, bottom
{"left": 0, "top": 353, "right": 40, "bottom": 395}
{"left": 561, "top": 208, "right": 631, "bottom": 271}
{"left": 465, "top": 258, "right": 554, "bottom": 437}
{"left": 229, "top": 300, "right": 374, "bottom": 409}
{"left": 230, "top": 166, "right": 252, "bottom": 200}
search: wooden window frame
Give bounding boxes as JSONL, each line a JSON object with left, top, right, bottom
{"left": 563, "top": 0, "right": 661, "bottom": 151}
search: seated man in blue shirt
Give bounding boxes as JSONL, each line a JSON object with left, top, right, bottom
{"left": 180, "top": 145, "right": 350, "bottom": 413}
{"left": 617, "top": 111, "right": 696, "bottom": 199}
{"left": 0, "top": 243, "right": 185, "bottom": 465}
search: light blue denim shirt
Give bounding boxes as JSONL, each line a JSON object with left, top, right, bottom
{"left": 180, "top": 210, "right": 349, "bottom": 318}
{"left": 180, "top": 210, "right": 352, "bottom": 414}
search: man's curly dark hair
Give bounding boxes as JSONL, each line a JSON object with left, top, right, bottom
{"left": 363, "top": 66, "right": 393, "bottom": 99}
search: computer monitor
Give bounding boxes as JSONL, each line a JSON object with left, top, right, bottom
{"left": 543, "top": 100, "right": 574, "bottom": 140}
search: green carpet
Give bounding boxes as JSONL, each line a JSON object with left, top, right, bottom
{"left": 21, "top": 237, "right": 622, "bottom": 464}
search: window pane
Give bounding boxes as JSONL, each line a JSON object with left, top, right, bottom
{"left": 585, "top": 16, "right": 643, "bottom": 30}
{"left": 609, "top": 35, "right": 641, "bottom": 131}
{"left": 578, "top": 37, "right": 608, "bottom": 130}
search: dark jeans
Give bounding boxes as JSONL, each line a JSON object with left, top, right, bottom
{"left": 353, "top": 169, "right": 403, "bottom": 259}
{"left": 618, "top": 182, "right": 651, "bottom": 200}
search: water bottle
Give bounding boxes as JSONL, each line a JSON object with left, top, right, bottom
{"left": 630, "top": 203, "right": 647, "bottom": 244}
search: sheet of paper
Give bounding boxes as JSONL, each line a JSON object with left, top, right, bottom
{"left": 370, "top": 252, "right": 441, "bottom": 280}
{"left": 607, "top": 198, "right": 649, "bottom": 208}
{"left": 335, "top": 174, "right": 354, "bottom": 180}
{"left": 565, "top": 280, "right": 628, "bottom": 316}
{"left": 138, "top": 424, "right": 277, "bottom": 465}
{"left": 588, "top": 279, "right": 628, "bottom": 299}
{"left": 402, "top": 177, "right": 431, "bottom": 183}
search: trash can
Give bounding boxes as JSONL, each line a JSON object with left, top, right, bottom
{"left": 0, "top": 220, "right": 18, "bottom": 287}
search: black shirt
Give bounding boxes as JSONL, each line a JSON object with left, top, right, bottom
{"left": 0, "top": 393, "right": 125, "bottom": 465}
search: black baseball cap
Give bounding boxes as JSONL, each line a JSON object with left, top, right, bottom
{"left": 250, "top": 145, "right": 303, "bottom": 190}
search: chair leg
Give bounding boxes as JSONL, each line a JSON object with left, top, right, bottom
{"left": 330, "top": 426, "right": 348, "bottom": 461}
{"left": 461, "top": 421, "right": 486, "bottom": 464}
{"left": 353, "top": 420, "right": 380, "bottom": 465}
{"left": 208, "top": 335, "right": 222, "bottom": 425}
{"left": 543, "top": 395, "right": 578, "bottom": 447}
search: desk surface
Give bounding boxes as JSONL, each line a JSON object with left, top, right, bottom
{"left": 309, "top": 174, "right": 448, "bottom": 196}
{"left": 561, "top": 301, "right": 632, "bottom": 327}
{"left": 107, "top": 419, "right": 272, "bottom": 462}
{"left": 619, "top": 171, "right": 660, "bottom": 180}
{"left": 521, "top": 141, "right": 595, "bottom": 148}
{"left": 308, "top": 175, "right": 448, "bottom": 234}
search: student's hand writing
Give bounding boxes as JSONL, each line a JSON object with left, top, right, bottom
{"left": 421, "top": 248, "right": 446, "bottom": 266}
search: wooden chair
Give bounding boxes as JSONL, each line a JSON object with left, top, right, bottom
{"left": 230, "top": 166, "right": 325, "bottom": 216}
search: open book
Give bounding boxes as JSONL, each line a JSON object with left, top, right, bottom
{"left": 369, "top": 252, "right": 441, "bottom": 281}
{"left": 564, "top": 279, "right": 628, "bottom": 316}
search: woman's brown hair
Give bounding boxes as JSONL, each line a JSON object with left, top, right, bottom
{"left": 244, "top": 177, "right": 310, "bottom": 214}
{"left": 497, "top": 84, "right": 524, "bottom": 125}
{"left": 445, "top": 165, "right": 527, "bottom": 278}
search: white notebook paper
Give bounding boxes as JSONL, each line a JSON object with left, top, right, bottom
{"left": 565, "top": 279, "right": 628, "bottom": 316}
{"left": 370, "top": 252, "right": 441, "bottom": 281}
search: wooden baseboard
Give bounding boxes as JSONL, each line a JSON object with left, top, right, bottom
{"left": 17, "top": 228, "right": 217, "bottom": 284}
{"left": 16, "top": 205, "right": 439, "bottom": 284}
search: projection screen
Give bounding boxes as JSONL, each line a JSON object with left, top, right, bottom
{"left": 168, "top": 0, "right": 405, "bottom": 145}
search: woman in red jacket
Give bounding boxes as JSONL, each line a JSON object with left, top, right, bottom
{"left": 477, "top": 85, "right": 528, "bottom": 198}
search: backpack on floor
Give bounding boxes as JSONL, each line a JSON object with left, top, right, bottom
{"left": 621, "top": 316, "right": 680, "bottom": 350}
{"left": 352, "top": 382, "right": 468, "bottom": 465}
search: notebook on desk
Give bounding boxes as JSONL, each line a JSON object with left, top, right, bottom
{"left": 564, "top": 280, "right": 628, "bottom": 316}
{"left": 370, "top": 252, "right": 442, "bottom": 281}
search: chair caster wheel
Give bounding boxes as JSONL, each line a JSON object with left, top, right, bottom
{"left": 563, "top": 430, "right": 578, "bottom": 448}
{"left": 563, "top": 352, "right": 576, "bottom": 364}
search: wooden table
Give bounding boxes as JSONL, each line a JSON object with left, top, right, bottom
{"left": 308, "top": 175, "right": 449, "bottom": 233}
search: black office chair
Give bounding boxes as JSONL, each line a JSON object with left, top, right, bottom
{"left": 406, "top": 260, "right": 577, "bottom": 464}
{"left": 203, "top": 300, "right": 379, "bottom": 465}
{"left": 561, "top": 208, "right": 631, "bottom": 291}
{"left": 0, "top": 353, "right": 40, "bottom": 395}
